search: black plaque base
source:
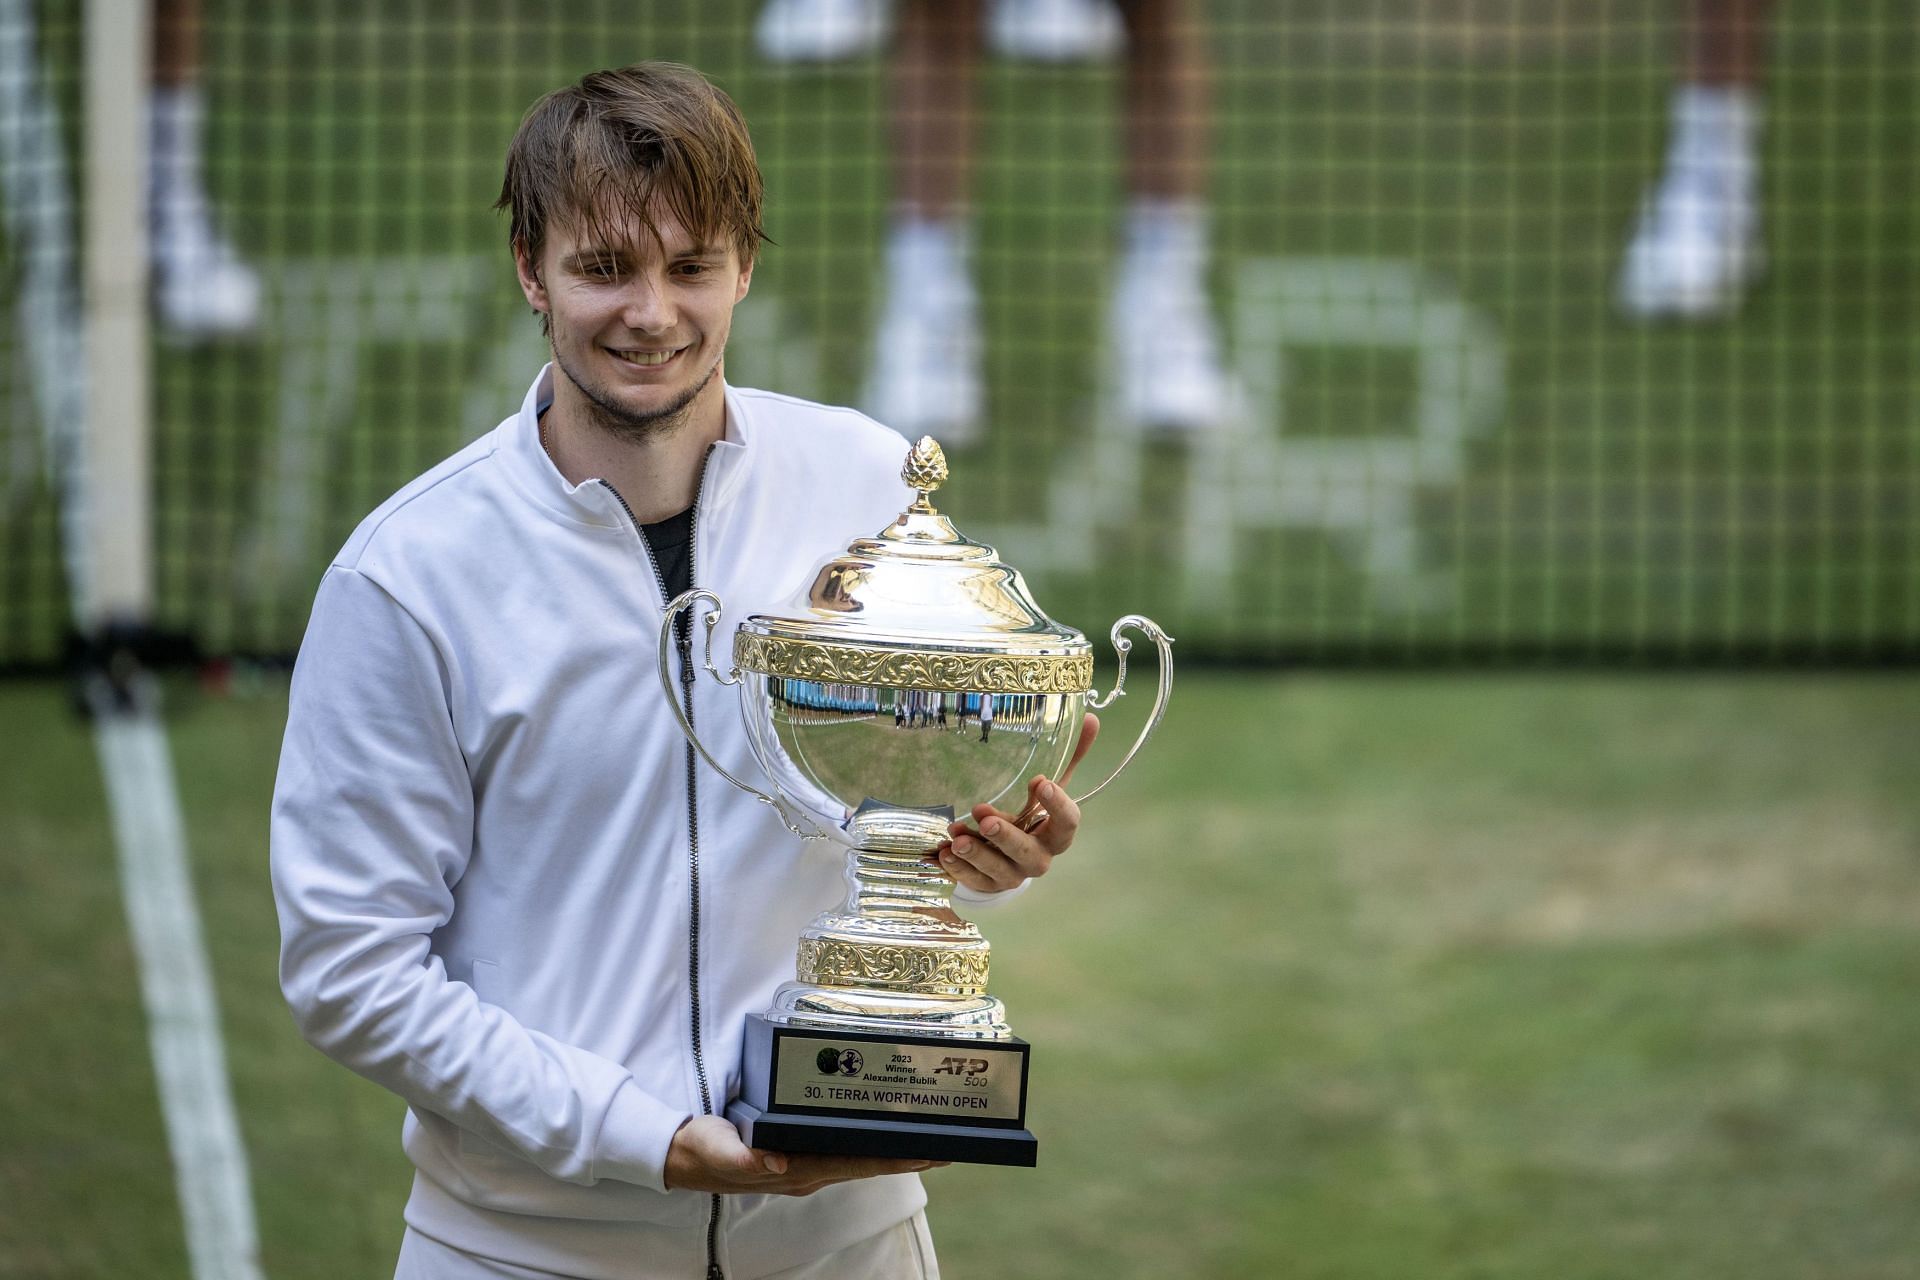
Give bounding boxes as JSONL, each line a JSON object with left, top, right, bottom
{"left": 731, "top": 1014, "right": 1037, "bottom": 1167}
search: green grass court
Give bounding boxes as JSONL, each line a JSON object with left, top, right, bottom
{"left": 3, "top": 1, "right": 1917, "bottom": 1274}
{"left": 6, "top": 672, "right": 1918, "bottom": 1277}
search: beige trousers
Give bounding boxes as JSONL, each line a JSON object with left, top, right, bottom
{"left": 393, "top": 1210, "right": 939, "bottom": 1280}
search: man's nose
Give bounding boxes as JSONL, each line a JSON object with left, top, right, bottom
{"left": 620, "top": 275, "right": 675, "bottom": 333}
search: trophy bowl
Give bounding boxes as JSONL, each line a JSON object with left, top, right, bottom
{"left": 658, "top": 437, "right": 1171, "bottom": 1164}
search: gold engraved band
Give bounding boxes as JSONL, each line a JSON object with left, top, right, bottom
{"left": 735, "top": 632, "right": 1092, "bottom": 694}
{"left": 797, "top": 938, "right": 992, "bottom": 997}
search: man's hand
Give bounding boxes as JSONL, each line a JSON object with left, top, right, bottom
{"left": 931, "top": 712, "right": 1100, "bottom": 894}
{"left": 664, "top": 1115, "right": 945, "bottom": 1196}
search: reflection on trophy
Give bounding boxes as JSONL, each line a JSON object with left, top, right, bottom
{"left": 659, "top": 437, "right": 1173, "bottom": 1166}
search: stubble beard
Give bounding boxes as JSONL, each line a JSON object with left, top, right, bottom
{"left": 554, "top": 338, "right": 725, "bottom": 445}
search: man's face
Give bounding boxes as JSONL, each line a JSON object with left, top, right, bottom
{"left": 516, "top": 207, "right": 753, "bottom": 439}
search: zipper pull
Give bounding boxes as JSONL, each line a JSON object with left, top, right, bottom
{"left": 678, "top": 629, "right": 697, "bottom": 688}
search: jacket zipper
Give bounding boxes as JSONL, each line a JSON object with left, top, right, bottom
{"left": 599, "top": 448, "right": 726, "bottom": 1280}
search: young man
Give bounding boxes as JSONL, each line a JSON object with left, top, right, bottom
{"left": 271, "top": 63, "right": 1089, "bottom": 1279}
{"left": 757, "top": 0, "right": 1225, "bottom": 443}
{"left": 756, "top": 0, "right": 1124, "bottom": 64}
{"left": 861, "top": 0, "right": 1227, "bottom": 443}
{"left": 153, "top": 0, "right": 261, "bottom": 335}
{"left": 1617, "top": 0, "right": 1773, "bottom": 319}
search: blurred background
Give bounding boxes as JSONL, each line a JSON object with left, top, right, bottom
{"left": 2, "top": 1, "right": 1917, "bottom": 1276}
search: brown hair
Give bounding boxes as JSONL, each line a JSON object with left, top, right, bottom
{"left": 497, "top": 62, "right": 768, "bottom": 277}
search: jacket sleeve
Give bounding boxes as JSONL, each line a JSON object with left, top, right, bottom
{"left": 270, "top": 565, "right": 690, "bottom": 1192}
{"left": 954, "top": 880, "right": 1032, "bottom": 908}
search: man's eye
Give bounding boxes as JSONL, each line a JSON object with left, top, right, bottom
{"left": 677, "top": 262, "right": 711, "bottom": 278}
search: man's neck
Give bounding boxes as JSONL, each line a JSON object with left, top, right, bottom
{"left": 541, "top": 372, "right": 727, "bottom": 523}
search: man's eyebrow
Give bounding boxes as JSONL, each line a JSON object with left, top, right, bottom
{"left": 558, "top": 245, "right": 626, "bottom": 269}
{"left": 559, "top": 241, "right": 723, "bottom": 269}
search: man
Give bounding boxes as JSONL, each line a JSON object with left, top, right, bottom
{"left": 756, "top": 0, "right": 1124, "bottom": 64}
{"left": 860, "top": 0, "right": 1227, "bottom": 442}
{"left": 271, "top": 62, "right": 1090, "bottom": 1279}
{"left": 1617, "top": 0, "right": 1772, "bottom": 319}
{"left": 756, "top": 0, "right": 1226, "bottom": 443}
{"left": 153, "top": 0, "right": 261, "bottom": 335}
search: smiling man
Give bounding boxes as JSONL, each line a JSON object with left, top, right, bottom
{"left": 270, "top": 63, "right": 1090, "bottom": 1280}
{"left": 521, "top": 209, "right": 744, "bottom": 522}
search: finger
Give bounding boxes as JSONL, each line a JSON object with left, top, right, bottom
{"left": 783, "top": 1154, "right": 936, "bottom": 1184}
{"left": 933, "top": 711, "right": 1100, "bottom": 870}
{"left": 771, "top": 1174, "right": 848, "bottom": 1197}
{"left": 939, "top": 833, "right": 1025, "bottom": 892}
{"left": 1008, "top": 714, "right": 1098, "bottom": 833}
{"left": 780, "top": 1157, "right": 946, "bottom": 1196}
{"left": 781, "top": 1158, "right": 947, "bottom": 1195}
{"left": 690, "top": 1115, "right": 778, "bottom": 1177}
{"left": 958, "top": 811, "right": 1048, "bottom": 882}
{"left": 976, "top": 810, "right": 1055, "bottom": 881}
{"left": 1028, "top": 778, "right": 1080, "bottom": 855}
{"left": 923, "top": 817, "right": 974, "bottom": 864}
{"left": 979, "top": 777, "right": 1079, "bottom": 864}
{"left": 1059, "top": 712, "right": 1100, "bottom": 787}
{"left": 940, "top": 857, "right": 1003, "bottom": 895}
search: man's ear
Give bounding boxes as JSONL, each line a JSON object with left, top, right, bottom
{"left": 734, "top": 253, "right": 754, "bottom": 304}
{"left": 514, "top": 240, "right": 549, "bottom": 317}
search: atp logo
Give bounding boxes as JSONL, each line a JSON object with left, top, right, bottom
{"left": 816, "top": 1047, "right": 863, "bottom": 1077}
{"left": 934, "top": 1056, "right": 989, "bottom": 1077}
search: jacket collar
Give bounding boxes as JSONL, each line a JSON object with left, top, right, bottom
{"left": 500, "top": 363, "right": 754, "bottom": 529}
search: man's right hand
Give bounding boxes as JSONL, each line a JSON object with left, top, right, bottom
{"left": 663, "top": 1114, "right": 946, "bottom": 1196}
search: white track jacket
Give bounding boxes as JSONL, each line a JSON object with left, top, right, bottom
{"left": 272, "top": 367, "right": 961, "bottom": 1278}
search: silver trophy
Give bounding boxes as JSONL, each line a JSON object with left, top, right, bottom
{"left": 658, "top": 437, "right": 1172, "bottom": 1165}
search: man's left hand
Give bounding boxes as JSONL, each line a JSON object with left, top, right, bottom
{"left": 930, "top": 712, "right": 1099, "bottom": 894}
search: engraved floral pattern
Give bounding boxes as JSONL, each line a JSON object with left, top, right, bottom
{"left": 798, "top": 939, "right": 991, "bottom": 995}
{"left": 735, "top": 632, "right": 1091, "bottom": 694}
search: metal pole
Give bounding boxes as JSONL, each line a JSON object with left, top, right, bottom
{"left": 83, "top": 0, "right": 152, "bottom": 627}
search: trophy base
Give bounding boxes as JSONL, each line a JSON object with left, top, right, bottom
{"left": 732, "top": 1014, "right": 1037, "bottom": 1167}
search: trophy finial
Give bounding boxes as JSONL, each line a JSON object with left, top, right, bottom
{"left": 902, "top": 436, "right": 948, "bottom": 513}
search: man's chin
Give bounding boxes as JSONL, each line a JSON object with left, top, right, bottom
{"left": 570, "top": 359, "right": 719, "bottom": 439}
{"left": 556, "top": 351, "right": 725, "bottom": 441}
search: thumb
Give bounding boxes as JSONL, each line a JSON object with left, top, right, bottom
{"left": 1060, "top": 712, "right": 1101, "bottom": 787}
{"left": 693, "top": 1114, "right": 776, "bottom": 1174}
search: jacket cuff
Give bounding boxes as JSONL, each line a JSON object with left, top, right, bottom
{"left": 953, "top": 878, "right": 1031, "bottom": 909}
{"left": 592, "top": 1080, "right": 694, "bottom": 1193}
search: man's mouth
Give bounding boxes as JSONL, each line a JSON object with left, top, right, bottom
{"left": 609, "top": 346, "right": 686, "bottom": 367}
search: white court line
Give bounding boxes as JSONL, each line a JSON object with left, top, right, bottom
{"left": 91, "top": 679, "right": 264, "bottom": 1280}
{"left": 0, "top": 0, "right": 266, "bottom": 1272}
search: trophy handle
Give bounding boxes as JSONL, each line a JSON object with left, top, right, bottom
{"left": 1069, "top": 614, "right": 1175, "bottom": 808}
{"left": 658, "top": 589, "right": 830, "bottom": 842}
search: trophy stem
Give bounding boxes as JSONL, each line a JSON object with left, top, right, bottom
{"left": 767, "top": 813, "right": 1013, "bottom": 1039}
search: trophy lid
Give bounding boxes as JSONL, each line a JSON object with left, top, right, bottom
{"left": 735, "top": 438, "right": 1093, "bottom": 694}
